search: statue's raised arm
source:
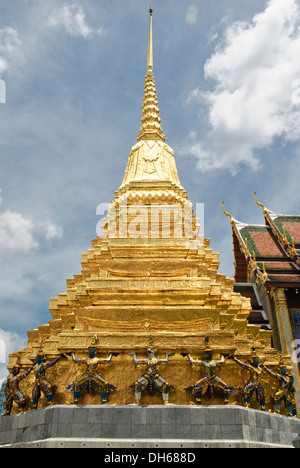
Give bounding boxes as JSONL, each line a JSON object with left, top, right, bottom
{"left": 264, "top": 355, "right": 297, "bottom": 416}
{"left": 72, "top": 353, "right": 83, "bottom": 364}
{"left": 129, "top": 347, "right": 175, "bottom": 405}
{"left": 184, "top": 347, "right": 232, "bottom": 406}
{"left": 102, "top": 352, "right": 119, "bottom": 364}
{"left": 232, "top": 355, "right": 250, "bottom": 370}
{"left": 232, "top": 349, "right": 267, "bottom": 411}
{"left": 160, "top": 352, "right": 175, "bottom": 364}
{"left": 68, "top": 343, "right": 117, "bottom": 405}
{"left": 128, "top": 352, "right": 144, "bottom": 365}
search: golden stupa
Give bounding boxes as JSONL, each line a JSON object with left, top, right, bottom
{"left": 8, "top": 8, "right": 294, "bottom": 411}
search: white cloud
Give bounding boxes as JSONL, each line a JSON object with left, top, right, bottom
{"left": 0, "top": 328, "right": 27, "bottom": 361}
{"left": 0, "top": 191, "right": 64, "bottom": 257}
{"left": 0, "top": 328, "right": 27, "bottom": 384}
{"left": 182, "top": 0, "right": 300, "bottom": 173}
{"left": 0, "top": 210, "right": 38, "bottom": 256}
{"left": 41, "top": 220, "right": 64, "bottom": 241}
{"left": 0, "top": 192, "right": 65, "bottom": 318}
{"left": 0, "top": 26, "right": 23, "bottom": 76}
{"left": 49, "top": 4, "right": 100, "bottom": 39}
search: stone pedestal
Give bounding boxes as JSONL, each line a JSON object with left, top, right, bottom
{"left": 0, "top": 405, "right": 300, "bottom": 448}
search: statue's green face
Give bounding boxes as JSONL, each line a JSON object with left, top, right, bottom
{"left": 35, "top": 355, "right": 43, "bottom": 364}
{"left": 253, "top": 357, "right": 259, "bottom": 367}
{"left": 88, "top": 347, "right": 96, "bottom": 358}
{"left": 204, "top": 351, "right": 212, "bottom": 361}
{"left": 280, "top": 366, "right": 287, "bottom": 376}
{"left": 12, "top": 366, "right": 20, "bottom": 376}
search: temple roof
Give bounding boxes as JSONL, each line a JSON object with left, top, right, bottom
{"left": 222, "top": 196, "right": 300, "bottom": 287}
{"left": 234, "top": 283, "right": 271, "bottom": 329}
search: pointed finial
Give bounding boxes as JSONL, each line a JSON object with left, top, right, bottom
{"left": 91, "top": 333, "right": 98, "bottom": 346}
{"left": 37, "top": 339, "right": 45, "bottom": 357}
{"left": 149, "top": 333, "right": 154, "bottom": 346}
{"left": 149, "top": 333, "right": 157, "bottom": 351}
{"left": 221, "top": 201, "right": 234, "bottom": 225}
{"left": 137, "top": 7, "right": 165, "bottom": 142}
{"left": 250, "top": 347, "right": 257, "bottom": 361}
{"left": 147, "top": 6, "right": 153, "bottom": 70}
{"left": 253, "top": 192, "right": 266, "bottom": 215}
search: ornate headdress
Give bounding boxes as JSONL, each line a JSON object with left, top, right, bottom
{"left": 148, "top": 333, "right": 157, "bottom": 352}
{"left": 278, "top": 352, "right": 286, "bottom": 368}
{"left": 13, "top": 352, "right": 22, "bottom": 369}
{"left": 204, "top": 334, "right": 213, "bottom": 352}
{"left": 249, "top": 347, "right": 259, "bottom": 363}
{"left": 37, "top": 340, "right": 45, "bottom": 357}
{"left": 89, "top": 333, "right": 98, "bottom": 348}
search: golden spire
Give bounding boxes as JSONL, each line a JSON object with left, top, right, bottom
{"left": 119, "top": 6, "right": 181, "bottom": 190}
{"left": 137, "top": 6, "right": 165, "bottom": 142}
{"left": 148, "top": 6, "right": 153, "bottom": 70}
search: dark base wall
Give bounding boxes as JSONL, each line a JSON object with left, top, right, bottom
{"left": 0, "top": 405, "right": 300, "bottom": 448}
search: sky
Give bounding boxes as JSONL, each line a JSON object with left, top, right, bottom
{"left": 0, "top": 0, "right": 300, "bottom": 379}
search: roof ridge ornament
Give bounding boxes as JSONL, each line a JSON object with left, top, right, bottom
{"left": 221, "top": 201, "right": 234, "bottom": 225}
{"left": 262, "top": 262, "right": 269, "bottom": 283}
{"left": 245, "top": 237, "right": 250, "bottom": 258}
{"left": 291, "top": 237, "right": 298, "bottom": 258}
{"left": 282, "top": 227, "right": 288, "bottom": 246}
{"left": 252, "top": 251, "right": 258, "bottom": 270}
{"left": 253, "top": 192, "right": 267, "bottom": 215}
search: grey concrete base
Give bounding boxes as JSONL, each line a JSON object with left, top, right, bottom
{"left": 0, "top": 405, "right": 300, "bottom": 448}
